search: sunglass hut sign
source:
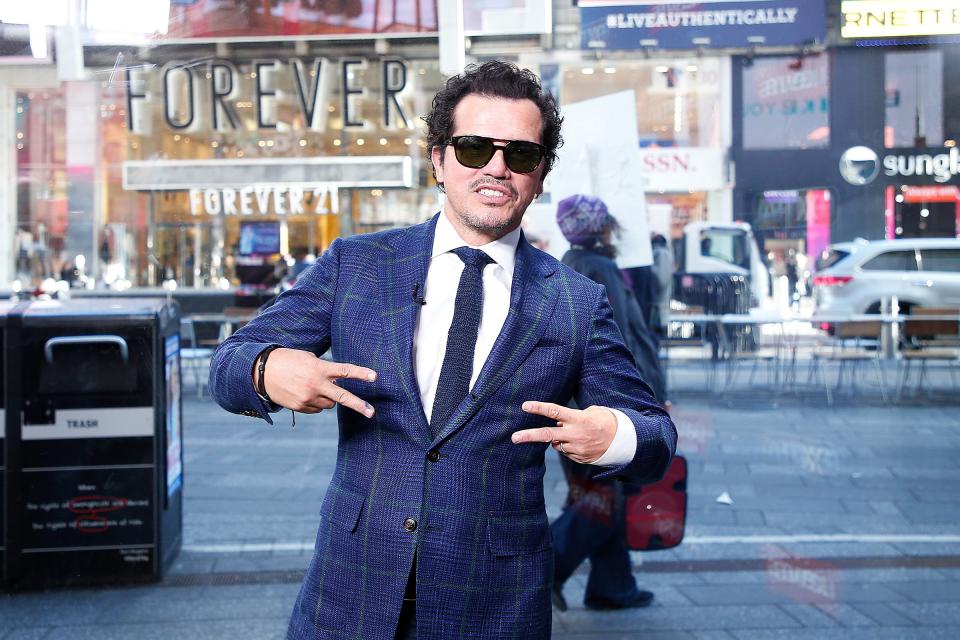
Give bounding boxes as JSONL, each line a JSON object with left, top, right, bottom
{"left": 124, "top": 57, "right": 411, "bottom": 134}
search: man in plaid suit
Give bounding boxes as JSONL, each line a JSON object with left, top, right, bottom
{"left": 209, "top": 60, "right": 676, "bottom": 640}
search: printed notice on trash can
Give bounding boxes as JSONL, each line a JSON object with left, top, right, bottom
{"left": 165, "top": 334, "right": 183, "bottom": 497}
{"left": 22, "top": 468, "right": 154, "bottom": 549}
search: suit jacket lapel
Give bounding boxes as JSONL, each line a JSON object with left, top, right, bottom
{"left": 378, "top": 214, "right": 437, "bottom": 440}
{"left": 431, "top": 235, "right": 559, "bottom": 445}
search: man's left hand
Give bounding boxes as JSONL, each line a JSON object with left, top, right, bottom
{"left": 511, "top": 401, "right": 617, "bottom": 464}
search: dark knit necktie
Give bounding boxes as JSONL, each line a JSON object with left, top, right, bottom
{"left": 429, "top": 247, "right": 494, "bottom": 434}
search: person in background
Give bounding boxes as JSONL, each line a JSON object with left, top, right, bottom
{"left": 58, "top": 256, "right": 80, "bottom": 286}
{"left": 649, "top": 232, "right": 673, "bottom": 406}
{"left": 16, "top": 229, "right": 34, "bottom": 281}
{"left": 550, "top": 194, "right": 666, "bottom": 613}
{"left": 785, "top": 249, "right": 799, "bottom": 309}
{"left": 622, "top": 238, "right": 662, "bottom": 352}
{"left": 624, "top": 262, "right": 657, "bottom": 332}
{"left": 557, "top": 196, "right": 665, "bottom": 404}
{"left": 650, "top": 232, "right": 673, "bottom": 337}
{"left": 289, "top": 246, "right": 315, "bottom": 281}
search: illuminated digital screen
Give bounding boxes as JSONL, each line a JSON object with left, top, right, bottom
{"left": 841, "top": 1, "right": 960, "bottom": 38}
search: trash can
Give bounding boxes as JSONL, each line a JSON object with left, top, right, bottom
{"left": 0, "top": 300, "right": 16, "bottom": 584}
{"left": 3, "top": 298, "right": 183, "bottom": 589}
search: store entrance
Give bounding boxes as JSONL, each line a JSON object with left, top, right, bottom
{"left": 891, "top": 185, "right": 960, "bottom": 239}
{"left": 153, "top": 223, "right": 216, "bottom": 288}
{"left": 763, "top": 237, "right": 806, "bottom": 311}
{"left": 897, "top": 202, "right": 956, "bottom": 238}
{"left": 753, "top": 189, "right": 832, "bottom": 312}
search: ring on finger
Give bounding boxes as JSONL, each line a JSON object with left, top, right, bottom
{"left": 559, "top": 442, "right": 566, "bottom": 454}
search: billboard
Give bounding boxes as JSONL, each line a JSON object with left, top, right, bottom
{"left": 741, "top": 54, "right": 830, "bottom": 150}
{"left": 579, "top": 0, "right": 826, "bottom": 50}
{"left": 155, "top": 0, "right": 549, "bottom": 40}
{"left": 160, "top": 0, "right": 438, "bottom": 40}
{"left": 529, "top": 90, "right": 652, "bottom": 268}
{"left": 841, "top": 1, "right": 960, "bottom": 39}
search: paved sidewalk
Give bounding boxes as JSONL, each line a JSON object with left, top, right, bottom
{"left": 2, "top": 374, "right": 959, "bottom": 639}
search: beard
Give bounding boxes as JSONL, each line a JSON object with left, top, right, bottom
{"left": 455, "top": 208, "right": 517, "bottom": 237}
{"left": 451, "top": 177, "right": 525, "bottom": 237}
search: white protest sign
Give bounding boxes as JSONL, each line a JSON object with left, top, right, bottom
{"left": 543, "top": 90, "right": 651, "bottom": 267}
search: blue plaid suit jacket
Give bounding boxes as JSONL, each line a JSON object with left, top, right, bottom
{"left": 209, "top": 214, "right": 677, "bottom": 639}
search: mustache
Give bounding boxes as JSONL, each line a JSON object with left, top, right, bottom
{"left": 470, "top": 178, "right": 518, "bottom": 198}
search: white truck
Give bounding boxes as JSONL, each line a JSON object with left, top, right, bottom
{"left": 677, "top": 221, "right": 770, "bottom": 309}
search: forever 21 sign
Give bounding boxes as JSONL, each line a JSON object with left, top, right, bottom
{"left": 125, "top": 57, "right": 410, "bottom": 134}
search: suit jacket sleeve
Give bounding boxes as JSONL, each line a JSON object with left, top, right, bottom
{"left": 574, "top": 287, "right": 677, "bottom": 484}
{"left": 207, "top": 238, "right": 342, "bottom": 423}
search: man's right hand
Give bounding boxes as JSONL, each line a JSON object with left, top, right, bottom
{"left": 254, "top": 348, "right": 378, "bottom": 418}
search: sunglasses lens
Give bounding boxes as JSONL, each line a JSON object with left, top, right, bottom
{"left": 450, "top": 136, "right": 543, "bottom": 173}
{"left": 504, "top": 142, "right": 543, "bottom": 173}
{"left": 454, "top": 136, "right": 494, "bottom": 168}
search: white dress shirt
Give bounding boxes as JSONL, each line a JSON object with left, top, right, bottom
{"left": 412, "top": 211, "right": 637, "bottom": 466}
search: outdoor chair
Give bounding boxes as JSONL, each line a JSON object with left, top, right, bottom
{"left": 781, "top": 319, "right": 834, "bottom": 391}
{"left": 220, "top": 306, "right": 259, "bottom": 340}
{"left": 896, "top": 307, "right": 960, "bottom": 400}
{"left": 717, "top": 316, "right": 784, "bottom": 404}
{"left": 663, "top": 306, "right": 718, "bottom": 394}
{"left": 807, "top": 319, "right": 888, "bottom": 405}
{"left": 180, "top": 317, "right": 216, "bottom": 398}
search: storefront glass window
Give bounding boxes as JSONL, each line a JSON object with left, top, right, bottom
{"left": 561, "top": 58, "right": 724, "bottom": 148}
{"left": 741, "top": 54, "right": 830, "bottom": 150}
{"left": 90, "top": 54, "right": 445, "bottom": 289}
{"left": 754, "top": 188, "right": 832, "bottom": 309}
{"left": 886, "top": 185, "right": 960, "bottom": 239}
{"left": 646, "top": 194, "right": 710, "bottom": 241}
{"left": 14, "top": 89, "right": 70, "bottom": 288}
{"left": 884, "top": 50, "right": 945, "bottom": 148}
{"left": 556, "top": 59, "right": 728, "bottom": 251}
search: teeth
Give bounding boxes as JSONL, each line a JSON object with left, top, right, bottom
{"left": 479, "top": 188, "right": 502, "bottom": 197}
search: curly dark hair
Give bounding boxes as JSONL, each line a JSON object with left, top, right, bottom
{"left": 424, "top": 60, "right": 564, "bottom": 187}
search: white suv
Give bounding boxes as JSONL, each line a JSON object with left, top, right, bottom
{"left": 813, "top": 238, "right": 960, "bottom": 316}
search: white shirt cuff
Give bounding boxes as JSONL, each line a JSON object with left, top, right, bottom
{"left": 586, "top": 408, "right": 638, "bottom": 467}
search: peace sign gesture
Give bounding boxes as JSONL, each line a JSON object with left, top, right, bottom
{"left": 511, "top": 401, "right": 618, "bottom": 464}
{"left": 255, "top": 348, "right": 378, "bottom": 418}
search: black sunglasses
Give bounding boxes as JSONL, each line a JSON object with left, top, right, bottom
{"left": 444, "top": 135, "right": 545, "bottom": 174}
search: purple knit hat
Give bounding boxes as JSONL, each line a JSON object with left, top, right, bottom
{"left": 556, "top": 194, "right": 613, "bottom": 245}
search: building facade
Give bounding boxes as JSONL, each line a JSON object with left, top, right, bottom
{"left": 7, "top": 38, "right": 447, "bottom": 290}
{"left": 4, "top": 1, "right": 959, "bottom": 294}
{"left": 733, "top": 1, "right": 960, "bottom": 281}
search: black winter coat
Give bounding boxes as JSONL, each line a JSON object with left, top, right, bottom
{"left": 562, "top": 248, "right": 666, "bottom": 403}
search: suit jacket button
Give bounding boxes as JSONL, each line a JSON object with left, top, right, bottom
{"left": 403, "top": 517, "right": 418, "bottom": 533}
{"left": 427, "top": 450, "right": 440, "bottom": 463}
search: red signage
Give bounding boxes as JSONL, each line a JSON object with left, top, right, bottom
{"left": 902, "top": 185, "right": 960, "bottom": 203}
